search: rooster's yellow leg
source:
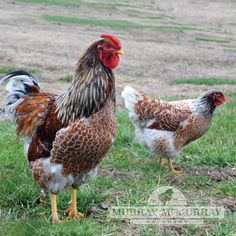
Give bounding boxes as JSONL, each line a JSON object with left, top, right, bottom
{"left": 66, "top": 188, "right": 84, "bottom": 220}
{"left": 159, "top": 156, "right": 163, "bottom": 167}
{"left": 168, "top": 158, "right": 182, "bottom": 175}
{"left": 50, "top": 193, "right": 62, "bottom": 224}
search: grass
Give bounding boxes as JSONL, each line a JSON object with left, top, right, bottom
{"left": 42, "top": 15, "right": 138, "bottom": 29}
{"left": 128, "top": 12, "right": 175, "bottom": 20}
{"left": 15, "top": 0, "right": 82, "bottom": 7}
{"left": 0, "top": 94, "right": 235, "bottom": 235}
{"left": 81, "top": 1, "right": 137, "bottom": 9}
{"left": 0, "top": 65, "right": 42, "bottom": 77}
{"left": 42, "top": 15, "right": 201, "bottom": 33}
{"left": 171, "top": 77, "right": 236, "bottom": 86}
{"left": 226, "top": 91, "right": 236, "bottom": 97}
{"left": 15, "top": 0, "right": 136, "bottom": 9}
{"left": 195, "top": 35, "right": 232, "bottom": 44}
{"left": 224, "top": 48, "right": 236, "bottom": 53}
{"left": 58, "top": 74, "right": 73, "bottom": 82}
{"left": 216, "top": 183, "right": 236, "bottom": 197}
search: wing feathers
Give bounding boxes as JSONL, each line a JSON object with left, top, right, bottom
{"left": 15, "top": 93, "right": 54, "bottom": 137}
{"left": 122, "top": 86, "right": 192, "bottom": 132}
{"left": 137, "top": 100, "right": 192, "bottom": 131}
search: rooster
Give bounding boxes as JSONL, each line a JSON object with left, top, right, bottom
{"left": 122, "top": 86, "right": 226, "bottom": 174}
{"left": 1, "top": 34, "right": 124, "bottom": 223}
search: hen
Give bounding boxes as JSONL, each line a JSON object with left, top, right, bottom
{"left": 1, "top": 34, "right": 124, "bottom": 223}
{"left": 122, "top": 86, "right": 226, "bottom": 174}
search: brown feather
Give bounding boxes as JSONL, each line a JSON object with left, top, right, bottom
{"left": 50, "top": 98, "right": 116, "bottom": 177}
{"left": 15, "top": 93, "right": 66, "bottom": 162}
{"left": 135, "top": 94, "right": 192, "bottom": 132}
{"left": 55, "top": 39, "right": 115, "bottom": 124}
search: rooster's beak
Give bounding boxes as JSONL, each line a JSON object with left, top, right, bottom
{"left": 116, "top": 49, "right": 124, "bottom": 55}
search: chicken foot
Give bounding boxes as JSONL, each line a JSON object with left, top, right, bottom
{"left": 65, "top": 188, "right": 84, "bottom": 220}
{"left": 168, "top": 158, "right": 182, "bottom": 175}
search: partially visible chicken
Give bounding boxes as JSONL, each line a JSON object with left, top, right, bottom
{"left": 122, "top": 86, "right": 226, "bottom": 174}
{"left": 1, "top": 34, "right": 124, "bottom": 223}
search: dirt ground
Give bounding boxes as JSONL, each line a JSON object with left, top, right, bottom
{"left": 0, "top": 0, "right": 236, "bottom": 108}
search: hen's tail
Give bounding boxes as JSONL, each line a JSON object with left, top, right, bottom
{"left": 0, "top": 70, "right": 40, "bottom": 115}
{"left": 121, "top": 86, "right": 140, "bottom": 124}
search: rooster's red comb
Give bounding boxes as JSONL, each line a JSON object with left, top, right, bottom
{"left": 101, "top": 34, "right": 122, "bottom": 49}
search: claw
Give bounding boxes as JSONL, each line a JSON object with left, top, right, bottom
{"left": 168, "top": 158, "right": 183, "bottom": 175}
{"left": 65, "top": 208, "right": 84, "bottom": 220}
{"left": 51, "top": 215, "right": 63, "bottom": 224}
{"left": 65, "top": 188, "right": 84, "bottom": 220}
{"left": 170, "top": 168, "right": 182, "bottom": 175}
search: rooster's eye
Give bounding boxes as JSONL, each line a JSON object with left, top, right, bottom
{"left": 105, "top": 44, "right": 111, "bottom": 49}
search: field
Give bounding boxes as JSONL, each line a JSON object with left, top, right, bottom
{"left": 0, "top": 0, "right": 236, "bottom": 235}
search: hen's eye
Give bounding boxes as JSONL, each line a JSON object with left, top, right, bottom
{"left": 105, "top": 44, "right": 111, "bottom": 49}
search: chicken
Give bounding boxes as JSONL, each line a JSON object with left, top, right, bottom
{"left": 0, "top": 34, "right": 124, "bottom": 223}
{"left": 122, "top": 86, "right": 226, "bottom": 174}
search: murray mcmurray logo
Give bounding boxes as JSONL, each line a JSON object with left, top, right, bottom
{"left": 109, "top": 186, "right": 224, "bottom": 225}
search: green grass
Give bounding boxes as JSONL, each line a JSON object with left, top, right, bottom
{"left": 224, "top": 48, "right": 236, "bottom": 53}
{"left": 195, "top": 35, "right": 232, "bottom": 43}
{"left": 42, "top": 15, "right": 138, "bottom": 29}
{"left": 172, "top": 77, "right": 236, "bottom": 86}
{"left": 81, "top": 1, "right": 137, "bottom": 9}
{"left": 58, "top": 74, "right": 73, "bottom": 82}
{"left": 0, "top": 65, "right": 42, "bottom": 77}
{"left": 226, "top": 91, "right": 236, "bottom": 97}
{"left": 0, "top": 95, "right": 235, "bottom": 235}
{"left": 128, "top": 12, "right": 174, "bottom": 20}
{"left": 42, "top": 15, "right": 201, "bottom": 32}
{"left": 214, "top": 183, "right": 236, "bottom": 198}
{"left": 15, "top": 0, "right": 136, "bottom": 9}
{"left": 15, "top": 0, "right": 82, "bottom": 7}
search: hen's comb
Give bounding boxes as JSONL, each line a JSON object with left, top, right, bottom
{"left": 101, "top": 34, "right": 122, "bottom": 49}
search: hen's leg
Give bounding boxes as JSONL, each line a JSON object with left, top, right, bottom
{"left": 50, "top": 193, "right": 62, "bottom": 223}
{"left": 168, "top": 158, "right": 182, "bottom": 174}
{"left": 66, "top": 188, "right": 84, "bottom": 220}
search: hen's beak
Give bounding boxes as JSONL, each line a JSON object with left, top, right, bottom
{"left": 116, "top": 49, "right": 124, "bottom": 55}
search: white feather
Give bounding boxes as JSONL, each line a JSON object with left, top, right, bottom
{"left": 135, "top": 128, "right": 177, "bottom": 158}
{"left": 121, "top": 86, "right": 139, "bottom": 123}
{"left": 32, "top": 157, "right": 74, "bottom": 194}
{"left": 1, "top": 72, "right": 40, "bottom": 117}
